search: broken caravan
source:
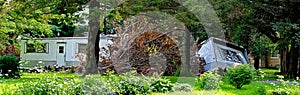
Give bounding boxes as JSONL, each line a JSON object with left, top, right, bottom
{"left": 198, "top": 37, "right": 250, "bottom": 72}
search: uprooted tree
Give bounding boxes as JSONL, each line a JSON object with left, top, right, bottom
{"left": 86, "top": 0, "right": 221, "bottom": 76}
{"left": 98, "top": 15, "right": 201, "bottom": 76}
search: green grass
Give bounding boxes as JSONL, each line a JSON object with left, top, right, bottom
{"left": 162, "top": 76, "right": 300, "bottom": 95}
{"left": 0, "top": 72, "right": 80, "bottom": 94}
{"left": 1, "top": 68, "right": 300, "bottom": 95}
{"left": 162, "top": 68, "right": 300, "bottom": 95}
{"left": 258, "top": 68, "right": 281, "bottom": 80}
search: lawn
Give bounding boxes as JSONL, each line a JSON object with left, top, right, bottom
{"left": 254, "top": 68, "right": 281, "bottom": 81}
{"left": 0, "top": 72, "right": 80, "bottom": 94}
{"left": 1, "top": 68, "right": 300, "bottom": 95}
{"left": 163, "top": 76, "right": 300, "bottom": 95}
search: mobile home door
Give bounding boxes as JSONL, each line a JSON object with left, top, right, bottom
{"left": 56, "top": 43, "right": 66, "bottom": 66}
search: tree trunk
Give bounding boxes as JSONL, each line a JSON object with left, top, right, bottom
{"left": 280, "top": 47, "right": 289, "bottom": 74}
{"left": 181, "top": 31, "right": 191, "bottom": 76}
{"left": 85, "top": 0, "right": 100, "bottom": 75}
{"left": 288, "top": 42, "right": 299, "bottom": 78}
{"left": 254, "top": 57, "right": 259, "bottom": 70}
{"left": 263, "top": 55, "right": 268, "bottom": 68}
{"left": 297, "top": 44, "right": 300, "bottom": 78}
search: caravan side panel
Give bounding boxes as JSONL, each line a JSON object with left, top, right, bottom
{"left": 20, "top": 40, "right": 58, "bottom": 67}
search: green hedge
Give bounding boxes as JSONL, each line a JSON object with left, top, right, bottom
{"left": 16, "top": 71, "right": 175, "bottom": 95}
{"left": 0, "top": 55, "right": 21, "bottom": 78}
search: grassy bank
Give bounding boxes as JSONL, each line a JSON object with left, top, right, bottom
{"left": 1, "top": 68, "right": 300, "bottom": 95}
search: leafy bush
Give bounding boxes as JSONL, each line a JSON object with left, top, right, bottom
{"left": 82, "top": 70, "right": 174, "bottom": 95}
{"left": 257, "top": 86, "right": 267, "bottom": 95}
{"left": 114, "top": 71, "right": 154, "bottom": 94}
{"left": 15, "top": 70, "right": 176, "bottom": 95}
{"left": 225, "top": 64, "right": 256, "bottom": 89}
{"left": 80, "top": 74, "right": 116, "bottom": 95}
{"left": 174, "top": 83, "right": 193, "bottom": 92}
{"left": 150, "top": 78, "right": 174, "bottom": 93}
{"left": 271, "top": 88, "right": 290, "bottom": 95}
{"left": 16, "top": 75, "right": 80, "bottom": 95}
{"left": 0, "top": 55, "right": 21, "bottom": 78}
{"left": 110, "top": 70, "right": 175, "bottom": 94}
{"left": 270, "top": 75, "right": 292, "bottom": 95}
{"left": 195, "top": 71, "right": 221, "bottom": 90}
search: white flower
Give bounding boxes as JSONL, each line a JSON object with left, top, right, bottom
{"left": 8, "top": 70, "right": 12, "bottom": 72}
{"left": 296, "top": 77, "right": 299, "bottom": 81}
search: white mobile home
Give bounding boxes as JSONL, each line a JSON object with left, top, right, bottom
{"left": 198, "top": 37, "right": 250, "bottom": 71}
{"left": 20, "top": 35, "right": 113, "bottom": 67}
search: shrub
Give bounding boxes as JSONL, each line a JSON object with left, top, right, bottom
{"left": 80, "top": 74, "right": 116, "bottom": 95}
{"left": 15, "top": 70, "right": 176, "bottom": 95}
{"left": 16, "top": 75, "right": 80, "bottom": 95}
{"left": 225, "top": 64, "right": 256, "bottom": 89}
{"left": 271, "top": 88, "right": 290, "bottom": 95}
{"left": 257, "top": 86, "right": 267, "bottom": 95}
{"left": 195, "top": 71, "right": 221, "bottom": 90}
{"left": 114, "top": 71, "right": 154, "bottom": 95}
{"left": 150, "top": 78, "right": 174, "bottom": 93}
{"left": 110, "top": 70, "right": 175, "bottom": 94}
{"left": 174, "top": 83, "right": 193, "bottom": 92}
{"left": 0, "top": 55, "right": 21, "bottom": 78}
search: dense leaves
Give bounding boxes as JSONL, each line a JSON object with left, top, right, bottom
{"left": 226, "top": 64, "right": 256, "bottom": 89}
{"left": 209, "top": 0, "right": 300, "bottom": 78}
{"left": 0, "top": 0, "right": 88, "bottom": 52}
{"left": 195, "top": 71, "right": 221, "bottom": 90}
{"left": 16, "top": 70, "right": 176, "bottom": 95}
{"left": 0, "top": 55, "right": 20, "bottom": 78}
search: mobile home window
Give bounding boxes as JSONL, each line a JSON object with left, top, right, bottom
{"left": 219, "top": 48, "right": 243, "bottom": 63}
{"left": 26, "top": 43, "right": 48, "bottom": 53}
{"left": 78, "top": 44, "right": 87, "bottom": 53}
{"left": 271, "top": 50, "right": 279, "bottom": 58}
{"left": 59, "top": 46, "right": 64, "bottom": 53}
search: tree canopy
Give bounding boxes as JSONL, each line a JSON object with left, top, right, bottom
{"left": 0, "top": 0, "right": 88, "bottom": 52}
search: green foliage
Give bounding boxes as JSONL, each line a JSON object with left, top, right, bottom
{"left": 82, "top": 71, "right": 175, "bottom": 94}
{"left": 271, "top": 88, "right": 290, "bottom": 95}
{"left": 257, "top": 86, "right": 267, "bottom": 95}
{"left": 226, "top": 64, "right": 256, "bottom": 89}
{"left": 0, "top": 55, "right": 21, "bottom": 78}
{"left": 195, "top": 71, "right": 222, "bottom": 90}
{"left": 271, "top": 22, "right": 300, "bottom": 51}
{"left": 2, "top": 70, "right": 300, "bottom": 95}
{"left": 150, "top": 78, "right": 174, "bottom": 93}
{"left": 173, "top": 83, "right": 193, "bottom": 92}
{"left": 114, "top": 71, "right": 154, "bottom": 94}
{"left": 110, "top": 0, "right": 207, "bottom": 43}
{"left": 16, "top": 70, "right": 175, "bottom": 95}
{"left": 16, "top": 75, "right": 80, "bottom": 95}
{"left": 80, "top": 74, "right": 115, "bottom": 95}
{"left": 268, "top": 75, "right": 300, "bottom": 95}
{"left": 0, "top": 0, "right": 88, "bottom": 51}
{"left": 174, "top": 69, "right": 180, "bottom": 77}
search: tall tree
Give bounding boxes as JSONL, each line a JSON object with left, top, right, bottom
{"left": 0, "top": 0, "right": 62, "bottom": 51}
{"left": 84, "top": 0, "right": 100, "bottom": 75}
{"left": 0, "top": 0, "right": 89, "bottom": 51}
{"left": 209, "top": 0, "right": 300, "bottom": 78}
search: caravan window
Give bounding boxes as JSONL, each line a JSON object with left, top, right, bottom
{"left": 26, "top": 43, "right": 48, "bottom": 53}
{"left": 219, "top": 48, "right": 243, "bottom": 63}
{"left": 59, "top": 46, "right": 64, "bottom": 53}
{"left": 271, "top": 50, "right": 279, "bottom": 58}
{"left": 78, "top": 44, "right": 87, "bottom": 53}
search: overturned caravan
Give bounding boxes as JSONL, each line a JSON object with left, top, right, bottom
{"left": 198, "top": 37, "right": 250, "bottom": 72}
